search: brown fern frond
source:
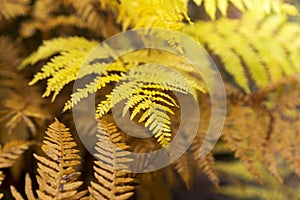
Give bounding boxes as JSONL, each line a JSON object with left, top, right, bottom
{"left": 173, "top": 154, "right": 192, "bottom": 189}
{"left": 0, "top": 171, "right": 4, "bottom": 199}
{"left": 63, "top": 0, "right": 119, "bottom": 37}
{"left": 10, "top": 185, "right": 24, "bottom": 200}
{"left": 89, "top": 119, "right": 135, "bottom": 200}
{"left": 25, "top": 173, "right": 36, "bottom": 200}
{"left": 20, "top": 15, "right": 86, "bottom": 38}
{"left": 9, "top": 174, "right": 36, "bottom": 200}
{"left": 0, "top": 91, "right": 50, "bottom": 135}
{"left": 33, "top": 119, "right": 85, "bottom": 199}
{"left": 0, "top": 141, "right": 32, "bottom": 168}
{"left": 0, "top": 0, "right": 30, "bottom": 20}
{"left": 0, "top": 36, "right": 23, "bottom": 72}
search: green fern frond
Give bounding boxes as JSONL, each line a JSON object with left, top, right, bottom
{"left": 0, "top": 141, "right": 33, "bottom": 168}
{"left": 183, "top": 13, "right": 300, "bottom": 93}
{"left": 193, "top": 0, "right": 298, "bottom": 20}
{"left": 89, "top": 119, "right": 134, "bottom": 200}
{"left": 33, "top": 119, "right": 85, "bottom": 199}
{"left": 0, "top": 0, "right": 30, "bottom": 20}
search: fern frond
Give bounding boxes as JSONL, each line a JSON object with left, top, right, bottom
{"left": 0, "top": 141, "right": 32, "bottom": 168}
{"left": 20, "top": 15, "right": 86, "bottom": 38}
{"left": 0, "top": 0, "right": 30, "bottom": 20}
{"left": 19, "top": 37, "right": 97, "bottom": 100}
{"left": 64, "top": 73, "right": 123, "bottom": 111}
{"left": 0, "top": 36, "right": 23, "bottom": 71}
{"left": 118, "top": 0, "right": 190, "bottom": 30}
{"left": 191, "top": 132, "right": 220, "bottom": 187}
{"left": 33, "top": 119, "right": 84, "bottom": 199}
{"left": 95, "top": 64, "right": 191, "bottom": 147}
{"left": 193, "top": 0, "right": 298, "bottom": 20}
{"left": 173, "top": 154, "right": 192, "bottom": 189}
{"left": 89, "top": 119, "right": 134, "bottom": 200}
{"left": 0, "top": 91, "right": 50, "bottom": 134}
{"left": 0, "top": 171, "right": 4, "bottom": 199}
{"left": 63, "top": 0, "right": 119, "bottom": 37}
{"left": 183, "top": 13, "right": 300, "bottom": 93}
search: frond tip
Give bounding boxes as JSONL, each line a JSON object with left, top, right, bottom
{"left": 33, "top": 119, "right": 85, "bottom": 200}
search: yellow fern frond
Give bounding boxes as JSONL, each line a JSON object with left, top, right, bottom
{"left": 33, "top": 119, "right": 85, "bottom": 199}
{"left": 0, "top": 141, "right": 32, "bottom": 168}
{"left": 64, "top": 73, "right": 123, "bottom": 111}
{"left": 89, "top": 119, "right": 134, "bottom": 200}
{"left": 19, "top": 37, "right": 97, "bottom": 100}
{"left": 193, "top": 0, "right": 298, "bottom": 20}
{"left": 118, "top": 0, "right": 190, "bottom": 30}
{"left": 0, "top": 0, "right": 30, "bottom": 20}
{"left": 183, "top": 13, "right": 300, "bottom": 93}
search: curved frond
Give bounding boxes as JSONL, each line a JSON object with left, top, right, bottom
{"left": 33, "top": 119, "right": 84, "bottom": 199}
{"left": 19, "top": 37, "right": 97, "bottom": 100}
{"left": 89, "top": 119, "right": 134, "bottom": 200}
{"left": 193, "top": 0, "right": 298, "bottom": 20}
{"left": 183, "top": 13, "right": 300, "bottom": 93}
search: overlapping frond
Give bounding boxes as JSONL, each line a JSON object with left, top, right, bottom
{"left": 95, "top": 64, "right": 199, "bottom": 147}
{"left": 183, "top": 13, "right": 300, "bottom": 93}
{"left": 192, "top": 0, "right": 298, "bottom": 20}
{"left": 33, "top": 119, "right": 85, "bottom": 199}
{"left": 89, "top": 119, "right": 134, "bottom": 200}
{"left": 0, "top": 0, "right": 30, "bottom": 20}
